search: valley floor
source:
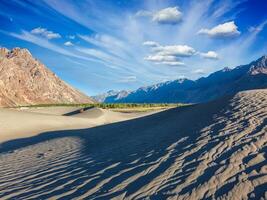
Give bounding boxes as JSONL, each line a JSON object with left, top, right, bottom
{"left": 0, "top": 89, "right": 266, "bottom": 199}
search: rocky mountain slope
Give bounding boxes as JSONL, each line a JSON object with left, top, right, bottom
{"left": 0, "top": 47, "right": 94, "bottom": 107}
{"left": 100, "top": 56, "right": 267, "bottom": 103}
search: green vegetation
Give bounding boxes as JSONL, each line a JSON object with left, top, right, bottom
{"left": 94, "top": 103, "right": 186, "bottom": 109}
{"left": 14, "top": 103, "right": 187, "bottom": 109}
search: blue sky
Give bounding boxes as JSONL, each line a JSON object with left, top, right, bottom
{"left": 0, "top": 0, "right": 267, "bottom": 95}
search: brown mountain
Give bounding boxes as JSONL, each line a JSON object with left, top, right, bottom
{"left": 0, "top": 47, "right": 94, "bottom": 107}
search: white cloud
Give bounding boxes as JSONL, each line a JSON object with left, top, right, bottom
{"left": 198, "top": 21, "right": 240, "bottom": 38}
{"left": 144, "top": 54, "right": 177, "bottom": 62}
{"left": 144, "top": 53, "right": 185, "bottom": 66}
{"left": 152, "top": 7, "right": 182, "bottom": 24}
{"left": 200, "top": 51, "right": 219, "bottom": 59}
{"left": 136, "top": 7, "right": 182, "bottom": 25}
{"left": 143, "top": 41, "right": 159, "bottom": 47}
{"left": 154, "top": 45, "right": 196, "bottom": 57}
{"left": 31, "top": 27, "right": 61, "bottom": 39}
{"left": 144, "top": 43, "right": 195, "bottom": 66}
{"left": 64, "top": 41, "right": 74, "bottom": 46}
{"left": 144, "top": 54, "right": 185, "bottom": 66}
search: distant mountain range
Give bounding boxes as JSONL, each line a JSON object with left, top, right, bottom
{"left": 0, "top": 47, "right": 94, "bottom": 107}
{"left": 92, "top": 90, "right": 130, "bottom": 103}
{"left": 94, "top": 55, "right": 267, "bottom": 103}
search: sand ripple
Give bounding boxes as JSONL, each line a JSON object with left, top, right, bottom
{"left": 0, "top": 90, "right": 266, "bottom": 199}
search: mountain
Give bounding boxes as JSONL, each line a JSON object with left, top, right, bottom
{"left": 92, "top": 90, "right": 129, "bottom": 102}
{"left": 0, "top": 47, "right": 94, "bottom": 107}
{"left": 101, "top": 56, "right": 267, "bottom": 103}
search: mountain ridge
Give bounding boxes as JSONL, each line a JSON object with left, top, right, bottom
{"left": 96, "top": 55, "right": 267, "bottom": 103}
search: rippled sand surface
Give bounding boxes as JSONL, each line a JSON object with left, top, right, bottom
{"left": 0, "top": 90, "right": 266, "bottom": 199}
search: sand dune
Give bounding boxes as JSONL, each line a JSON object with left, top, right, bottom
{"left": 0, "top": 89, "right": 266, "bottom": 199}
{"left": 19, "top": 106, "right": 84, "bottom": 115}
{"left": 0, "top": 107, "right": 152, "bottom": 143}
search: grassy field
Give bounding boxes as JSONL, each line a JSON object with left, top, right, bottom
{"left": 14, "top": 103, "right": 188, "bottom": 112}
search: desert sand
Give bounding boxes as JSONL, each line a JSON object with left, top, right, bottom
{"left": 0, "top": 89, "right": 266, "bottom": 199}
{"left": 0, "top": 106, "right": 152, "bottom": 143}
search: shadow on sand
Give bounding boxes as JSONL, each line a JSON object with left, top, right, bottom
{"left": 1, "top": 94, "right": 256, "bottom": 199}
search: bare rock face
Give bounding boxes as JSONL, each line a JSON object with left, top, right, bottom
{"left": 0, "top": 47, "right": 94, "bottom": 107}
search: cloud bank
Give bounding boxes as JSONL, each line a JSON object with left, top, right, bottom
{"left": 144, "top": 41, "right": 219, "bottom": 66}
